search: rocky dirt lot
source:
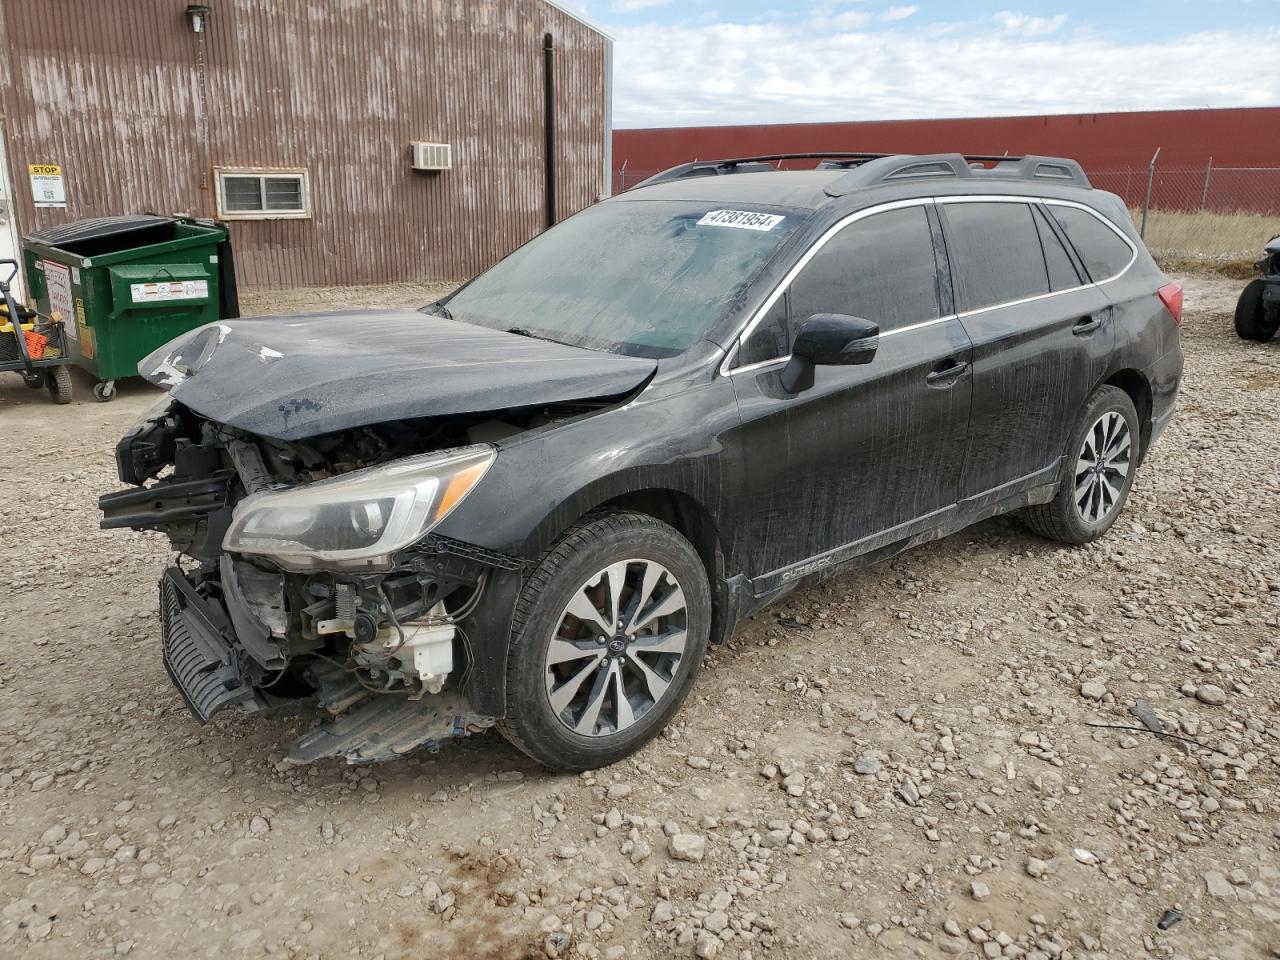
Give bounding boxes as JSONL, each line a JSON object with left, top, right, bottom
{"left": 0, "top": 276, "right": 1276, "bottom": 960}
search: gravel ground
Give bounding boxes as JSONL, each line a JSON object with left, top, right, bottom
{"left": 0, "top": 275, "right": 1276, "bottom": 960}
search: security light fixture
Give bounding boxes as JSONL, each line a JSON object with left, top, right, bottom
{"left": 186, "top": 4, "right": 211, "bottom": 33}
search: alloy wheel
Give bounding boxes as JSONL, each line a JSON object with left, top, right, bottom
{"left": 1074, "top": 411, "right": 1131, "bottom": 524}
{"left": 544, "top": 559, "right": 688, "bottom": 738}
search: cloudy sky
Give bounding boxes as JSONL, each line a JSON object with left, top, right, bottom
{"left": 560, "top": 1, "right": 1279, "bottom": 128}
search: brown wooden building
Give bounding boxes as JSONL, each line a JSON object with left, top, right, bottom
{"left": 0, "top": 0, "right": 612, "bottom": 289}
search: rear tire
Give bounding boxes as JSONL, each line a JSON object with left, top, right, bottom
{"left": 46, "top": 366, "right": 73, "bottom": 404}
{"left": 1235, "top": 279, "right": 1279, "bottom": 341}
{"left": 497, "top": 510, "right": 711, "bottom": 772}
{"left": 1023, "top": 385, "right": 1139, "bottom": 545}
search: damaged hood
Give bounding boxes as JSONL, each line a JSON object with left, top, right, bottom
{"left": 140, "top": 310, "right": 657, "bottom": 440}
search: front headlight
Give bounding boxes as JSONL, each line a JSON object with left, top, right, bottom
{"left": 222, "top": 445, "right": 494, "bottom": 570}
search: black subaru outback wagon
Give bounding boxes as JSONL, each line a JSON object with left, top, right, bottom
{"left": 101, "top": 152, "right": 1183, "bottom": 771}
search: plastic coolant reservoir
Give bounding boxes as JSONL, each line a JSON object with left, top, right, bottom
{"left": 377, "top": 603, "right": 455, "bottom": 693}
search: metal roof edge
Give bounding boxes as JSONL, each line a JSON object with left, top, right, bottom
{"left": 540, "top": 0, "right": 614, "bottom": 40}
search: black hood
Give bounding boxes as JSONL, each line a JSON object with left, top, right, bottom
{"left": 139, "top": 310, "right": 657, "bottom": 441}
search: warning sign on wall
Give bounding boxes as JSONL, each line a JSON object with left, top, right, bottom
{"left": 29, "top": 164, "right": 66, "bottom": 208}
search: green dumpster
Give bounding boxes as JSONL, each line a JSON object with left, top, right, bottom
{"left": 22, "top": 215, "right": 239, "bottom": 401}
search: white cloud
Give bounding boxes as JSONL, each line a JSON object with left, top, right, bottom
{"left": 610, "top": 16, "right": 1280, "bottom": 128}
{"left": 880, "top": 5, "right": 917, "bottom": 22}
{"left": 610, "top": 0, "right": 673, "bottom": 12}
{"left": 994, "top": 11, "right": 1068, "bottom": 35}
{"left": 830, "top": 10, "right": 872, "bottom": 29}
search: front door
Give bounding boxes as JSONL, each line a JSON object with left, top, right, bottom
{"left": 0, "top": 122, "right": 23, "bottom": 299}
{"left": 728, "top": 201, "right": 973, "bottom": 592}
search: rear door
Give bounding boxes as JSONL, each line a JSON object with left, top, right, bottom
{"left": 938, "top": 197, "right": 1113, "bottom": 503}
{"left": 728, "top": 200, "right": 973, "bottom": 588}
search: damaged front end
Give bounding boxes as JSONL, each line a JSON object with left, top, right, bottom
{"left": 99, "top": 397, "right": 551, "bottom": 764}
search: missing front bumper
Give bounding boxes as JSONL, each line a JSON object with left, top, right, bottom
{"left": 157, "top": 565, "right": 497, "bottom": 764}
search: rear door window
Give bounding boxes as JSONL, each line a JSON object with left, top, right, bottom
{"left": 787, "top": 205, "right": 941, "bottom": 332}
{"left": 1048, "top": 205, "right": 1135, "bottom": 282}
{"left": 943, "top": 202, "right": 1050, "bottom": 311}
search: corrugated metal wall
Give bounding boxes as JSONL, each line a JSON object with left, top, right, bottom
{"left": 614, "top": 107, "right": 1280, "bottom": 186}
{"left": 0, "top": 0, "right": 608, "bottom": 287}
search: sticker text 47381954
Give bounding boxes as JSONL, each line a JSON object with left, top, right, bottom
{"left": 697, "top": 210, "right": 786, "bottom": 232}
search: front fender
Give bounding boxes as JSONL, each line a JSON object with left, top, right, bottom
{"left": 435, "top": 376, "right": 746, "bottom": 717}
{"left": 434, "top": 376, "right": 743, "bottom": 561}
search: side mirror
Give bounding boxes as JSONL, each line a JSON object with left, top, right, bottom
{"left": 780, "top": 313, "right": 879, "bottom": 394}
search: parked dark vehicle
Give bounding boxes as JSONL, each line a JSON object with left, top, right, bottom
{"left": 100, "top": 152, "right": 1183, "bottom": 771}
{"left": 1235, "top": 235, "right": 1280, "bottom": 341}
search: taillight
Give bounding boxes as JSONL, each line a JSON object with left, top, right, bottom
{"left": 1157, "top": 281, "right": 1183, "bottom": 326}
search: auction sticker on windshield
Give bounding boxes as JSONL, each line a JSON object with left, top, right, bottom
{"left": 697, "top": 210, "right": 785, "bottom": 231}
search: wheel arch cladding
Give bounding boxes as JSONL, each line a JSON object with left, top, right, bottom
{"left": 597, "top": 488, "right": 733, "bottom": 644}
{"left": 528, "top": 480, "right": 733, "bottom": 644}
{"left": 1102, "top": 368, "right": 1153, "bottom": 461}
{"left": 460, "top": 484, "right": 731, "bottom": 720}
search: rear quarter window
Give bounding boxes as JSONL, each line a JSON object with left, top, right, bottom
{"left": 1048, "top": 206, "right": 1134, "bottom": 282}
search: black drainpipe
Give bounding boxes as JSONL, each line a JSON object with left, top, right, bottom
{"left": 543, "top": 33, "right": 556, "bottom": 228}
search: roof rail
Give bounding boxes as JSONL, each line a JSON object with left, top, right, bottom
{"left": 824, "top": 153, "right": 1090, "bottom": 195}
{"left": 631, "top": 153, "right": 891, "bottom": 189}
{"left": 630, "top": 152, "right": 1091, "bottom": 194}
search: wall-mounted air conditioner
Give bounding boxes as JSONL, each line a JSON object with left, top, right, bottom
{"left": 411, "top": 142, "right": 452, "bottom": 171}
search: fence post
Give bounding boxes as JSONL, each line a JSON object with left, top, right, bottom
{"left": 1140, "top": 147, "right": 1161, "bottom": 239}
{"left": 1200, "top": 156, "right": 1213, "bottom": 210}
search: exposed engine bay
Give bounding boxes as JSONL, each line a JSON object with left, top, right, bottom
{"left": 100, "top": 398, "right": 601, "bottom": 763}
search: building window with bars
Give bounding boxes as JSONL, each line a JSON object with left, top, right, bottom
{"left": 215, "top": 169, "right": 310, "bottom": 219}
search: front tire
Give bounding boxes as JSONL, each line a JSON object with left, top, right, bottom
{"left": 497, "top": 511, "right": 711, "bottom": 772}
{"left": 1023, "top": 385, "right": 1139, "bottom": 545}
{"left": 1235, "top": 279, "right": 1279, "bottom": 342}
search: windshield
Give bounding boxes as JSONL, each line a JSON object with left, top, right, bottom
{"left": 440, "top": 200, "right": 805, "bottom": 358}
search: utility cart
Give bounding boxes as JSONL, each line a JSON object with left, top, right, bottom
{"left": 0, "top": 258, "right": 73, "bottom": 403}
{"left": 1235, "top": 235, "right": 1280, "bottom": 342}
{"left": 23, "top": 215, "right": 238, "bottom": 401}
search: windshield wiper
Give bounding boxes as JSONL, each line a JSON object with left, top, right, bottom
{"left": 506, "top": 326, "right": 557, "bottom": 343}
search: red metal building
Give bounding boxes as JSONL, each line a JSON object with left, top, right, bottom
{"left": 613, "top": 107, "right": 1280, "bottom": 213}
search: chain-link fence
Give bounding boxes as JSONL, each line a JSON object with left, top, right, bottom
{"left": 614, "top": 165, "right": 661, "bottom": 193}
{"left": 1089, "top": 160, "right": 1280, "bottom": 260}
{"left": 614, "top": 156, "right": 1278, "bottom": 260}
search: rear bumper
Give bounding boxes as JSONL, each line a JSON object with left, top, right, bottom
{"left": 1144, "top": 343, "right": 1183, "bottom": 457}
{"left": 159, "top": 567, "right": 262, "bottom": 723}
{"left": 1149, "top": 402, "right": 1176, "bottom": 450}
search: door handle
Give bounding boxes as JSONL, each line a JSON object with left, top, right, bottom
{"left": 1073, "top": 315, "right": 1103, "bottom": 336}
{"left": 926, "top": 359, "right": 969, "bottom": 387}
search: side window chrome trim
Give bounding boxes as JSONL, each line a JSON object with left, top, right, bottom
{"left": 722, "top": 194, "right": 1141, "bottom": 378}
{"left": 935, "top": 194, "right": 1138, "bottom": 289}
{"left": 1038, "top": 197, "right": 1139, "bottom": 286}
